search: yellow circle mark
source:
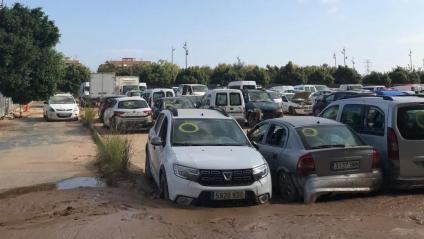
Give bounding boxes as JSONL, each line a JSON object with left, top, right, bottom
{"left": 178, "top": 121, "right": 199, "bottom": 133}
{"left": 416, "top": 111, "right": 424, "bottom": 129}
{"left": 302, "top": 127, "right": 318, "bottom": 137}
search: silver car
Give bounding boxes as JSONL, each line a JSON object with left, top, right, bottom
{"left": 248, "top": 116, "right": 382, "bottom": 203}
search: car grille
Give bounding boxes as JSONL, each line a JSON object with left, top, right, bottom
{"left": 56, "top": 109, "right": 73, "bottom": 111}
{"left": 198, "top": 169, "right": 254, "bottom": 186}
{"left": 56, "top": 113, "right": 72, "bottom": 118}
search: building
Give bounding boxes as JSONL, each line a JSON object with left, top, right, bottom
{"left": 100, "top": 57, "right": 151, "bottom": 68}
{"left": 64, "top": 57, "right": 81, "bottom": 65}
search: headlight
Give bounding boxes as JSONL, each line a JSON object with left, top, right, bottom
{"left": 73, "top": 107, "right": 79, "bottom": 112}
{"left": 253, "top": 164, "right": 269, "bottom": 181}
{"left": 48, "top": 107, "right": 55, "bottom": 112}
{"left": 173, "top": 164, "right": 200, "bottom": 181}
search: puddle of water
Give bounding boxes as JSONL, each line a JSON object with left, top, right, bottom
{"left": 56, "top": 177, "right": 106, "bottom": 190}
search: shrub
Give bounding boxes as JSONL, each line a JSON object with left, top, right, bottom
{"left": 97, "top": 135, "right": 132, "bottom": 176}
{"left": 81, "top": 107, "right": 96, "bottom": 125}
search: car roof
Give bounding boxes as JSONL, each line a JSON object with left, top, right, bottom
{"left": 333, "top": 96, "right": 424, "bottom": 105}
{"left": 53, "top": 93, "right": 73, "bottom": 97}
{"left": 116, "top": 96, "right": 146, "bottom": 102}
{"left": 208, "top": 89, "right": 241, "bottom": 93}
{"left": 268, "top": 116, "right": 344, "bottom": 127}
{"left": 169, "top": 109, "right": 231, "bottom": 119}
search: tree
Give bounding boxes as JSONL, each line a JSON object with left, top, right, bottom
{"left": 332, "top": 66, "right": 361, "bottom": 85}
{"left": 58, "top": 64, "right": 91, "bottom": 95}
{"left": 175, "top": 66, "right": 210, "bottom": 85}
{"left": 307, "top": 70, "right": 334, "bottom": 85}
{"left": 273, "top": 62, "right": 306, "bottom": 85}
{"left": 210, "top": 64, "right": 239, "bottom": 86}
{"left": 388, "top": 67, "right": 409, "bottom": 85}
{"left": 362, "top": 72, "right": 391, "bottom": 86}
{"left": 0, "top": 3, "right": 64, "bottom": 104}
{"left": 245, "top": 66, "right": 271, "bottom": 87}
{"left": 138, "top": 60, "right": 179, "bottom": 88}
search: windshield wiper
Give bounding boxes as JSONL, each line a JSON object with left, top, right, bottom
{"left": 311, "top": 144, "right": 346, "bottom": 149}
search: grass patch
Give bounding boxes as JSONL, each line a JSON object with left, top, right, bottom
{"left": 81, "top": 107, "right": 97, "bottom": 125}
{"left": 96, "top": 134, "right": 133, "bottom": 179}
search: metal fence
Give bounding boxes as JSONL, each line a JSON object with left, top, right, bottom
{"left": 0, "top": 92, "right": 15, "bottom": 118}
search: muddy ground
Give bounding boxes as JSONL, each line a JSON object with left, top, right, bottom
{"left": 1, "top": 105, "right": 424, "bottom": 238}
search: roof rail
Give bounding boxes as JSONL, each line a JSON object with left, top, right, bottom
{"left": 209, "top": 106, "right": 229, "bottom": 117}
{"left": 166, "top": 106, "right": 178, "bottom": 116}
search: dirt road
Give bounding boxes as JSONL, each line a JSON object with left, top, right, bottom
{"left": 0, "top": 103, "right": 96, "bottom": 192}
{"left": 1, "top": 109, "right": 424, "bottom": 238}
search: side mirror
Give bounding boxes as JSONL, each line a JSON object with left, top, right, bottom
{"left": 151, "top": 136, "right": 164, "bottom": 146}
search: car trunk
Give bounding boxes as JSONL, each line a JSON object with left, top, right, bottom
{"left": 310, "top": 146, "right": 374, "bottom": 176}
{"left": 396, "top": 104, "right": 424, "bottom": 177}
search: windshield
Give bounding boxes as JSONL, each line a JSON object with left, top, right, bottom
{"left": 83, "top": 86, "right": 90, "bottom": 92}
{"left": 122, "top": 85, "right": 139, "bottom": 94}
{"left": 248, "top": 91, "right": 272, "bottom": 101}
{"left": 192, "top": 85, "right": 208, "bottom": 92}
{"left": 172, "top": 119, "right": 250, "bottom": 146}
{"left": 315, "top": 85, "right": 329, "bottom": 91}
{"left": 163, "top": 98, "right": 194, "bottom": 109}
{"left": 242, "top": 85, "right": 256, "bottom": 90}
{"left": 49, "top": 96, "right": 75, "bottom": 104}
{"left": 153, "top": 92, "right": 165, "bottom": 101}
{"left": 268, "top": 91, "right": 281, "bottom": 100}
{"left": 296, "top": 125, "right": 364, "bottom": 150}
{"left": 397, "top": 105, "right": 424, "bottom": 140}
{"left": 129, "top": 91, "right": 142, "bottom": 96}
{"left": 118, "top": 100, "right": 148, "bottom": 109}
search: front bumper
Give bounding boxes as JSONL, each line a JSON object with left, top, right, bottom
{"left": 303, "top": 170, "right": 382, "bottom": 203}
{"left": 47, "top": 111, "right": 79, "bottom": 120}
{"left": 294, "top": 107, "right": 312, "bottom": 115}
{"left": 116, "top": 116, "right": 153, "bottom": 130}
{"left": 167, "top": 172, "right": 272, "bottom": 205}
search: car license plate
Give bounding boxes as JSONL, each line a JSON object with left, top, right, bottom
{"left": 212, "top": 191, "right": 246, "bottom": 200}
{"left": 331, "top": 160, "right": 360, "bottom": 171}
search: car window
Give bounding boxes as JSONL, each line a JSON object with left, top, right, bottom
{"left": 159, "top": 117, "right": 168, "bottom": 144}
{"left": 118, "top": 100, "right": 148, "bottom": 109}
{"left": 363, "top": 106, "right": 385, "bottom": 135}
{"left": 281, "top": 95, "right": 288, "bottom": 102}
{"left": 265, "top": 124, "right": 287, "bottom": 147}
{"left": 296, "top": 125, "right": 364, "bottom": 150}
{"left": 154, "top": 114, "right": 165, "bottom": 134}
{"left": 216, "top": 93, "right": 228, "bottom": 106}
{"left": 249, "top": 123, "right": 270, "bottom": 143}
{"left": 325, "top": 94, "right": 335, "bottom": 102}
{"left": 341, "top": 105, "right": 364, "bottom": 131}
{"left": 166, "top": 91, "right": 174, "bottom": 97}
{"left": 335, "top": 93, "right": 346, "bottom": 100}
{"left": 321, "top": 105, "right": 339, "bottom": 120}
{"left": 153, "top": 92, "right": 165, "bottom": 101}
{"left": 397, "top": 105, "right": 424, "bottom": 140}
{"left": 230, "top": 93, "right": 242, "bottom": 106}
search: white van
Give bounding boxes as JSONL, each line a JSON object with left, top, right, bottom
{"left": 339, "top": 84, "right": 363, "bottom": 91}
{"left": 294, "top": 85, "right": 317, "bottom": 93}
{"left": 392, "top": 84, "right": 422, "bottom": 95}
{"left": 176, "top": 84, "right": 208, "bottom": 96}
{"left": 201, "top": 89, "right": 246, "bottom": 124}
{"left": 139, "top": 82, "right": 147, "bottom": 91}
{"left": 145, "top": 88, "right": 175, "bottom": 108}
{"left": 228, "top": 81, "right": 257, "bottom": 90}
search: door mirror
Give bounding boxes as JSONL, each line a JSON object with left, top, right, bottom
{"left": 151, "top": 136, "right": 164, "bottom": 146}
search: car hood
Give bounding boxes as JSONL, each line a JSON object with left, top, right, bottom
{"left": 172, "top": 146, "right": 266, "bottom": 170}
{"left": 49, "top": 103, "right": 76, "bottom": 110}
{"left": 249, "top": 101, "right": 280, "bottom": 110}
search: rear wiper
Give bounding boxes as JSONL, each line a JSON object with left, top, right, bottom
{"left": 311, "top": 144, "right": 346, "bottom": 149}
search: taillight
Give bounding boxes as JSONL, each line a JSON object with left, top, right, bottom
{"left": 296, "top": 153, "right": 316, "bottom": 176}
{"left": 387, "top": 127, "right": 399, "bottom": 161}
{"left": 114, "top": 111, "right": 125, "bottom": 117}
{"left": 372, "top": 149, "right": 380, "bottom": 169}
{"left": 143, "top": 109, "right": 152, "bottom": 115}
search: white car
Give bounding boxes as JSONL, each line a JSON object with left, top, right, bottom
{"left": 43, "top": 94, "right": 79, "bottom": 121}
{"left": 145, "top": 108, "right": 272, "bottom": 205}
{"left": 103, "top": 97, "right": 153, "bottom": 131}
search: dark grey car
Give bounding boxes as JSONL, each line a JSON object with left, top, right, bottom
{"left": 248, "top": 116, "right": 382, "bottom": 203}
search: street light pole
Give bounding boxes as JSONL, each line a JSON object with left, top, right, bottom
{"left": 409, "top": 50, "right": 413, "bottom": 71}
{"left": 171, "top": 46, "right": 175, "bottom": 64}
{"left": 183, "top": 42, "right": 189, "bottom": 69}
{"left": 333, "top": 53, "right": 337, "bottom": 67}
{"left": 341, "top": 48, "right": 347, "bottom": 66}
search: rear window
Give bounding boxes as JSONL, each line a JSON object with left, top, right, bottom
{"left": 166, "top": 91, "right": 174, "bottom": 97}
{"left": 153, "top": 92, "right": 165, "bottom": 101}
{"left": 242, "top": 85, "right": 256, "bottom": 90}
{"left": 397, "top": 105, "right": 424, "bottom": 140}
{"left": 230, "top": 92, "right": 242, "bottom": 106}
{"left": 216, "top": 93, "right": 228, "bottom": 106}
{"left": 118, "top": 100, "right": 148, "bottom": 109}
{"left": 296, "top": 125, "right": 364, "bottom": 150}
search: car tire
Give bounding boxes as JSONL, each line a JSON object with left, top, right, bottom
{"left": 145, "top": 148, "right": 153, "bottom": 179}
{"left": 278, "top": 172, "right": 299, "bottom": 203}
{"left": 159, "top": 170, "right": 169, "bottom": 200}
{"left": 289, "top": 107, "right": 296, "bottom": 115}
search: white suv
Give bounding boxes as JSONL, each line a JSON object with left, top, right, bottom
{"left": 145, "top": 108, "right": 272, "bottom": 205}
{"left": 43, "top": 93, "right": 79, "bottom": 121}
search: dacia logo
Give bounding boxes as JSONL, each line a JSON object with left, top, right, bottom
{"left": 223, "top": 171, "right": 232, "bottom": 181}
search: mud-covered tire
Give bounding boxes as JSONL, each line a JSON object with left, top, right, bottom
{"left": 278, "top": 172, "right": 299, "bottom": 203}
{"left": 145, "top": 148, "right": 153, "bottom": 179}
{"left": 159, "top": 170, "right": 169, "bottom": 200}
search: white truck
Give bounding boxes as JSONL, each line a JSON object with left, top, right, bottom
{"left": 83, "top": 73, "right": 116, "bottom": 106}
{"left": 115, "top": 76, "right": 140, "bottom": 95}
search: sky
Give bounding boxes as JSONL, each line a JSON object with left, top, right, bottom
{"left": 8, "top": 0, "right": 424, "bottom": 73}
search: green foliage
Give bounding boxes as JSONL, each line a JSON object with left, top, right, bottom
{"left": 333, "top": 66, "right": 361, "bottom": 85}
{"left": 176, "top": 66, "right": 211, "bottom": 85}
{"left": 245, "top": 65, "right": 271, "bottom": 86}
{"left": 307, "top": 70, "right": 334, "bottom": 85}
{"left": 81, "top": 107, "right": 96, "bottom": 125}
{"left": 362, "top": 72, "right": 391, "bottom": 86}
{"left": 0, "top": 3, "right": 63, "bottom": 104}
{"left": 388, "top": 67, "right": 409, "bottom": 84}
{"left": 58, "top": 64, "right": 91, "bottom": 95}
{"left": 97, "top": 135, "right": 132, "bottom": 175}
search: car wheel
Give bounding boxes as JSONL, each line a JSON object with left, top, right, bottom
{"left": 159, "top": 170, "right": 169, "bottom": 200}
{"left": 145, "top": 148, "right": 153, "bottom": 179}
{"left": 289, "top": 107, "right": 296, "bottom": 115}
{"left": 278, "top": 172, "right": 299, "bottom": 203}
